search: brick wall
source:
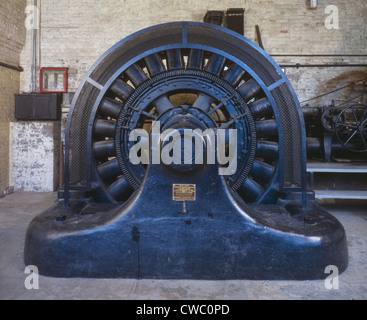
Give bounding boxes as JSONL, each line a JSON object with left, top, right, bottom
{"left": 19, "top": 0, "right": 366, "bottom": 107}
{"left": 244, "top": 0, "right": 367, "bottom": 106}
{"left": 0, "top": 0, "right": 26, "bottom": 194}
{"left": 244, "top": 0, "right": 366, "bottom": 55}
{"left": 0, "top": 67, "right": 21, "bottom": 194}
{"left": 0, "top": 1, "right": 26, "bottom": 66}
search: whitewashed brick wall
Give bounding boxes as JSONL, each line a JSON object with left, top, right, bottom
{"left": 19, "top": 0, "right": 367, "bottom": 107}
{"left": 9, "top": 122, "right": 60, "bottom": 192}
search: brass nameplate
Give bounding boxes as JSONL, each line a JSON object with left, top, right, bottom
{"left": 173, "top": 184, "right": 196, "bottom": 202}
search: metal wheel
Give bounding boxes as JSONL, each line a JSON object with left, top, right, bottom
{"left": 335, "top": 105, "right": 367, "bottom": 153}
{"left": 321, "top": 108, "right": 345, "bottom": 133}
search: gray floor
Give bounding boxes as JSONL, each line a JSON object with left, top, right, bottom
{"left": 0, "top": 192, "right": 366, "bottom": 300}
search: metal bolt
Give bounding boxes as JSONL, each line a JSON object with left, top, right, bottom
{"left": 182, "top": 201, "right": 188, "bottom": 214}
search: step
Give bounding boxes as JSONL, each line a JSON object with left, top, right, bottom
{"left": 307, "top": 162, "right": 367, "bottom": 173}
{"left": 314, "top": 190, "right": 367, "bottom": 200}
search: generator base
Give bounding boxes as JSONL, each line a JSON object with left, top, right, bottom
{"left": 24, "top": 166, "right": 348, "bottom": 280}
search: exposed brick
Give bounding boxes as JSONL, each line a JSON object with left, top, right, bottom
{"left": 0, "top": 67, "right": 21, "bottom": 193}
{"left": 17, "top": 0, "right": 366, "bottom": 105}
{"left": 0, "top": 0, "right": 26, "bottom": 194}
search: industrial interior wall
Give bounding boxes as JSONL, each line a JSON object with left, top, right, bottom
{"left": 19, "top": 0, "right": 367, "bottom": 109}
{"left": 0, "top": 0, "right": 26, "bottom": 195}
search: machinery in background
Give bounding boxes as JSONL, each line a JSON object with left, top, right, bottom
{"left": 304, "top": 88, "right": 367, "bottom": 162}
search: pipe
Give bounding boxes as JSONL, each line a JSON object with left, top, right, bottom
{"left": 300, "top": 77, "right": 367, "bottom": 104}
{"left": 255, "top": 25, "right": 264, "bottom": 50}
{"left": 279, "top": 63, "right": 367, "bottom": 68}
{"left": 301, "top": 107, "right": 320, "bottom": 118}
{"left": 0, "top": 62, "right": 23, "bottom": 72}
{"left": 272, "top": 54, "right": 367, "bottom": 57}
{"left": 30, "top": 0, "right": 35, "bottom": 91}
{"left": 30, "top": 0, "right": 39, "bottom": 92}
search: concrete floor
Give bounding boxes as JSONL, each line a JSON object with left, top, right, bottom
{"left": 0, "top": 191, "right": 366, "bottom": 300}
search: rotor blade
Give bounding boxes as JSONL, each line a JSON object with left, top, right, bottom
{"left": 205, "top": 53, "right": 226, "bottom": 76}
{"left": 93, "top": 140, "right": 116, "bottom": 159}
{"left": 238, "top": 177, "right": 264, "bottom": 203}
{"left": 125, "top": 64, "right": 149, "bottom": 87}
{"left": 248, "top": 98, "right": 273, "bottom": 120}
{"left": 238, "top": 79, "right": 262, "bottom": 102}
{"left": 97, "top": 158, "right": 121, "bottom": 182}
{"left": 256, "top": 119, "right": 278, "bottom": 138}
{"left": 94, "top": 119, "right": 116, "bottom": 138}
{"left": 110, "top": 79, "right": 134, "bottom": 101}
{"left": 223, "top": 64, "right": 246, "bottom": 87}
{"left": 154, "top": 95, "right": 175, "bottom": 114}
{"left": 99, "top": 98, "right": 123, "bottom": 119}
{"left": 193, "top": 93, "right": 215, "bottom": 113}
{"left": 250, "top": 160, "right": 274, "bottom": 183}
{"left": 109, "top": 177, "right": 134, "bottom": 202}
{"left": 166, "top": 49, "right": 184, "bottom": 70}
{"left": 256, "top": 141, "right": 279, "bottom": 160}
{"left": 187, "top": 49, "right": 204, "bottom": 70}
{"left": 144, "top": 53, "right": 166, "bottom": 76}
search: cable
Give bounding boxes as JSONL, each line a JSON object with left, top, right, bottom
{"left": 300, "top": 77, "right": 367, "bottom": 105}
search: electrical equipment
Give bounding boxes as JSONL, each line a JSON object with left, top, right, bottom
{"left": 24, "top": 22, "right": 348, "bottom": 280}
{"left": 226, "top": 8, "right": 245, "bottom": 35}
{"left": 15, "top": 93, "right": 62, "bottom": 121}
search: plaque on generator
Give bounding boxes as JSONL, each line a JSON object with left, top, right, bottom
{"left": 173, "top": 184, "right": 196, "bottom": 202}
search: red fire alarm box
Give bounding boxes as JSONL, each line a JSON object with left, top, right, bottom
{"left": 40, "top": 68, "right": 68, "bottom": 93}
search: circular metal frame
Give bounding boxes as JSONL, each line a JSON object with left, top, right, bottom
{"left": 64, "top": 22, "right": 307, "bottom": 206}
